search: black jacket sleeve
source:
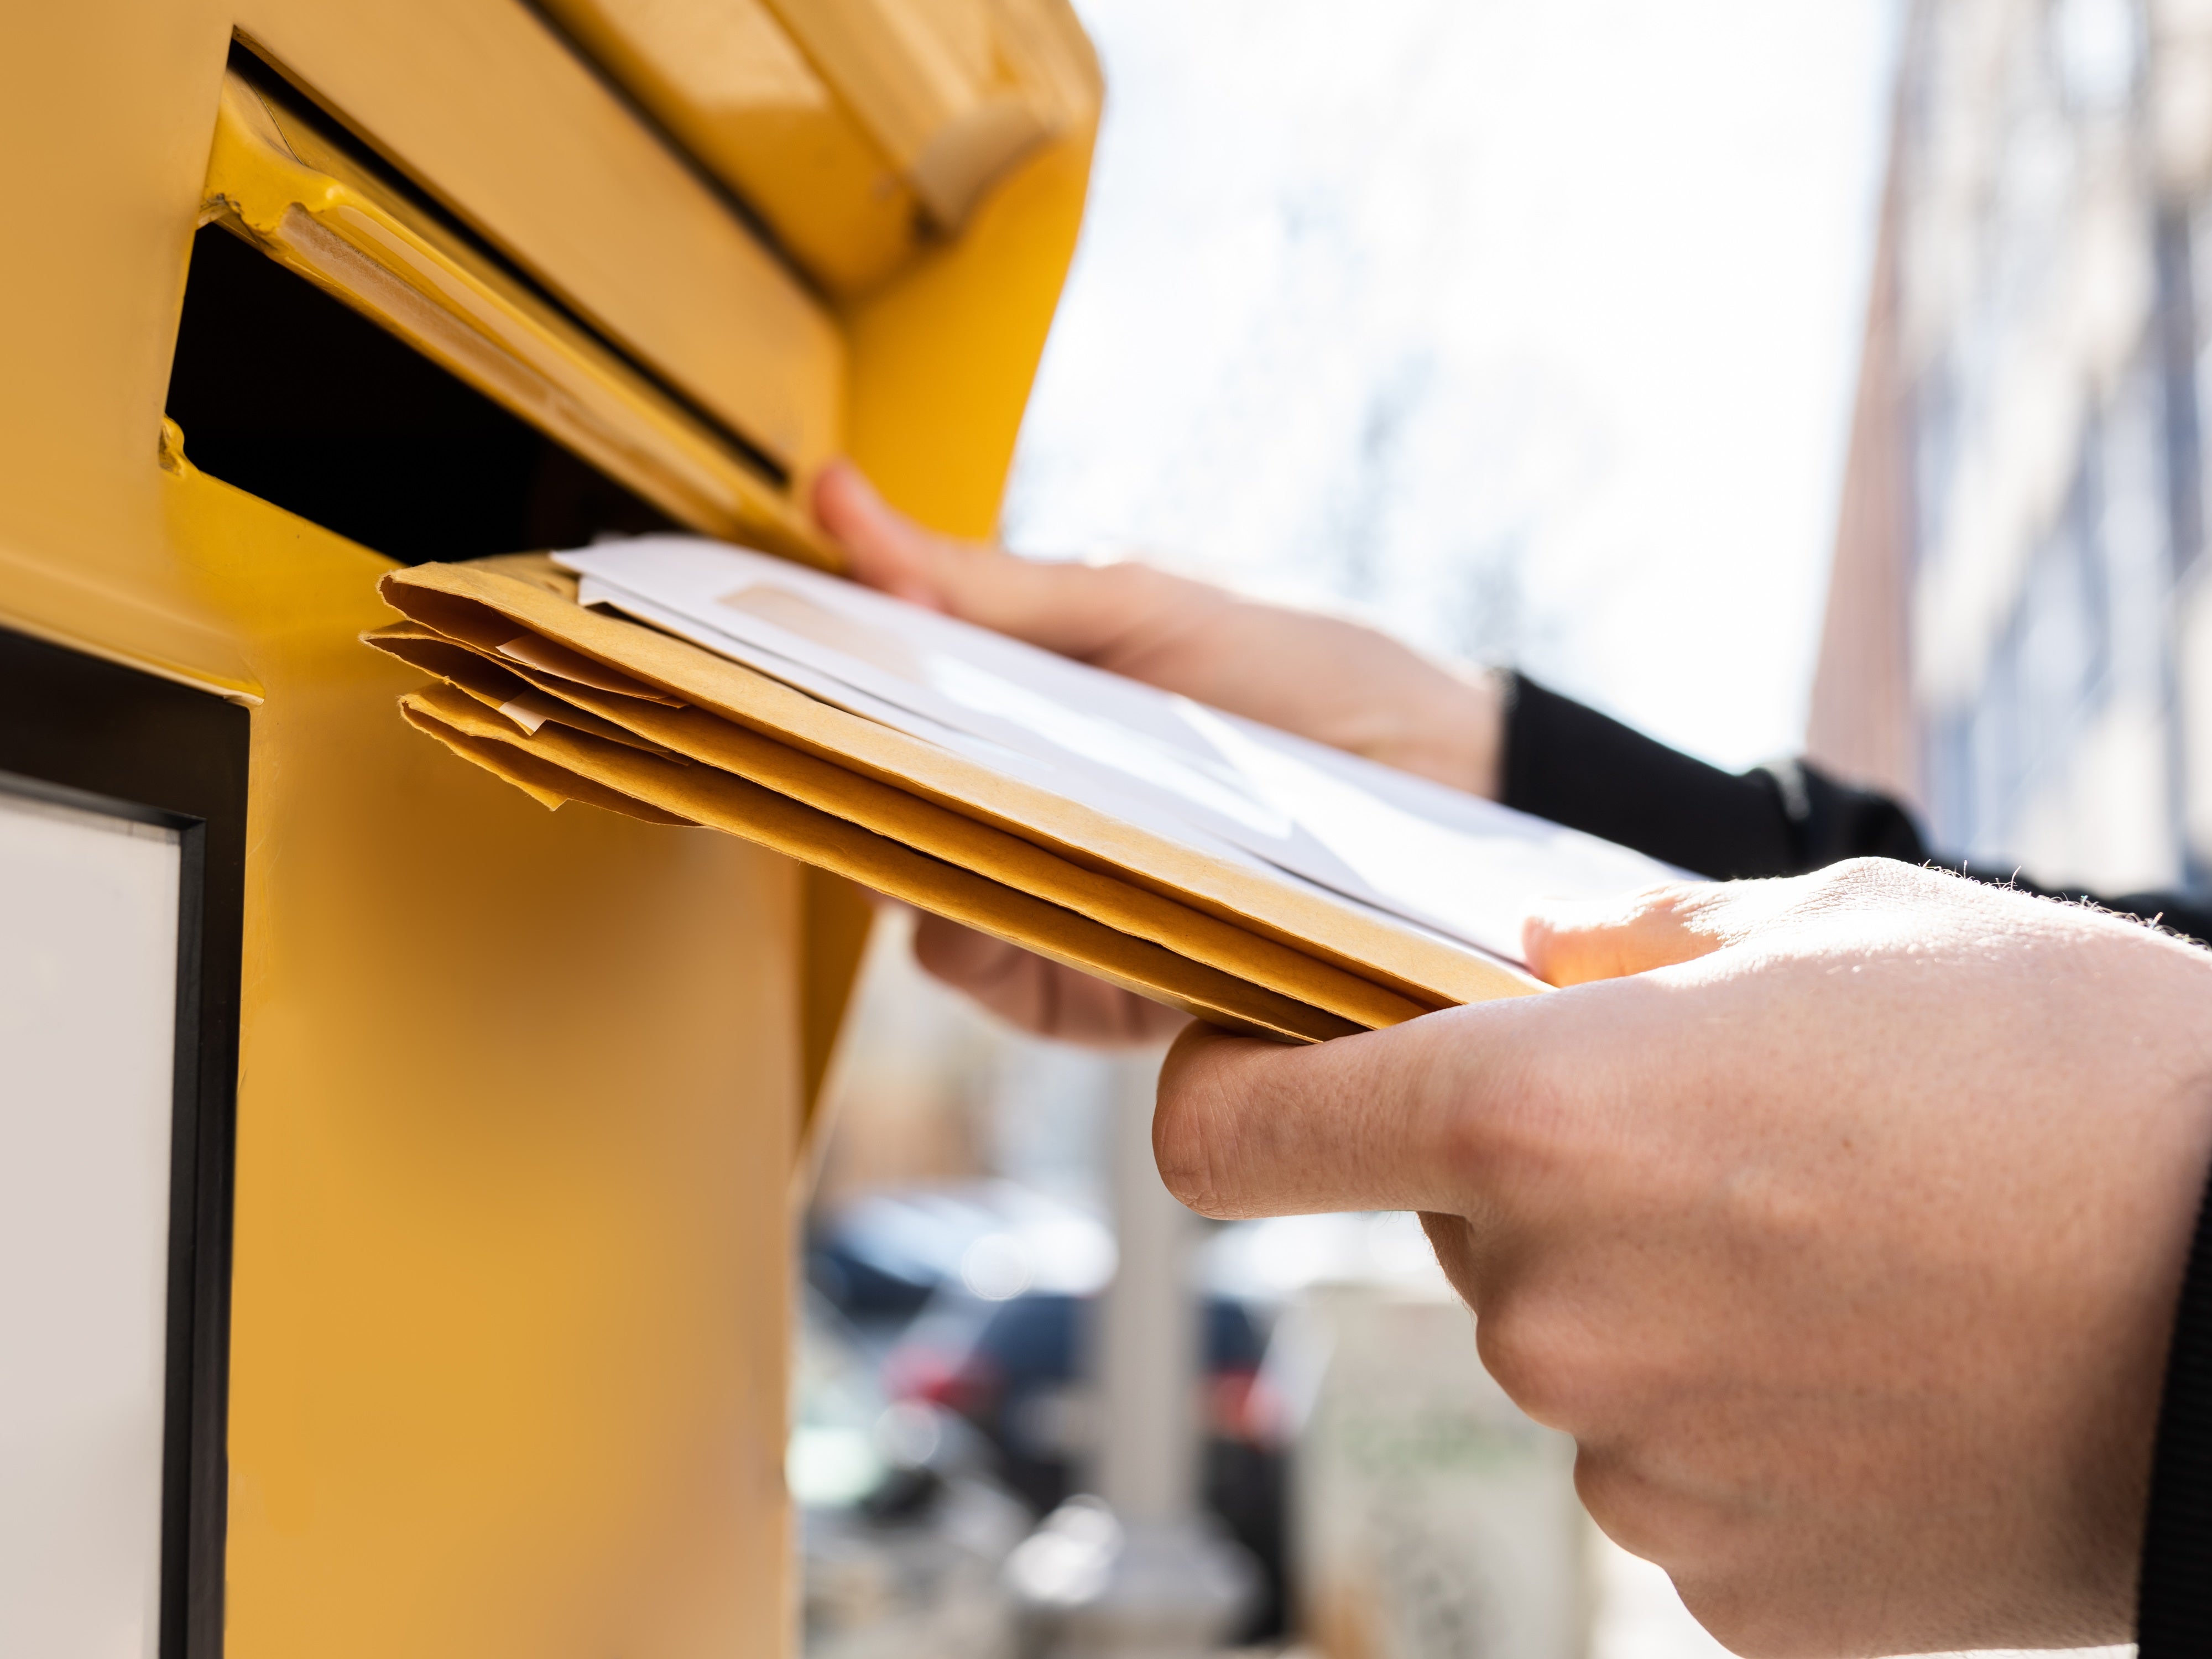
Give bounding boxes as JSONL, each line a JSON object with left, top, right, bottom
{"left": 2140, "top": 1191, "right": 2212, "bottom": 1651}
{"left": 1501, "top": 672, "right": 1927, "bottom": 879}
{"left": 1500, "top": 671, "right": 2212, "bottom": 945}
{"left": 1497, "top": 670, "right": 2212, "bottom": 1646}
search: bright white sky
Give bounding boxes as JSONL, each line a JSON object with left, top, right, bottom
{"left": 1003, "top": 0, "right": 1902, "bottom": 771}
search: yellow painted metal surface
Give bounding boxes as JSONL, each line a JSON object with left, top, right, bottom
{"left": 236, "top": 0, "right": 846, "bottom": 474}
{"left": 171, "top": 458, "right": 799, "bottom": 1655}
{"left": 846, "top": 130, "right": 1097, "bottom": 537}
{"left": 202, "top": 70, "right": 837, "bottom": 566}
{"left": 763, "top": 0, "right": 1099, "bottom": 230}
{"left": 538, "top": 0, "right": 1099, "bottom": 298}
{"left": 0, "top": 0, "right": 1097, "bottom": 1650}
{"left": 537, "top": 0, "right": 924, "bottom": 297}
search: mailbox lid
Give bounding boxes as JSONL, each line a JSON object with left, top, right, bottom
{"left": 536, "top": 0, "right": 1102, "bottom": 298}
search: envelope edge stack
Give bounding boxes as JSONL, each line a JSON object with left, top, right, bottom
{"left": 366, "top": 557, "right": 1544, "bottom": 1044}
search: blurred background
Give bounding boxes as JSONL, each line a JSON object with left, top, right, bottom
{"left": 793, "top": 0, "right": 2207, "bottom": 1652}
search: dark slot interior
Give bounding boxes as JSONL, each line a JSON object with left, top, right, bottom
{"left": 164, "top": 223, "right": 679, "bottom": 564}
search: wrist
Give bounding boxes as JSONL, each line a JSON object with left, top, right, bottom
{"left": 1459, "top": 665, "right": 1507, "bottom": 800}
{"left": 1366, "top": 662, "right": 1506, "bottom": 800}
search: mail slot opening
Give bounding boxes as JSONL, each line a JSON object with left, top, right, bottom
{"left": 165, "top": 223, "right": 679, "bottom": 564}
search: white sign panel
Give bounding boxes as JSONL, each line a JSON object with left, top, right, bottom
{"left": 0, "top": 788, "right": 180, "bottom": 1659}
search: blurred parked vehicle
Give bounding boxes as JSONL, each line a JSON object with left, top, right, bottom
{"left": 809, "top": 1182, "right": 1288, "bottom": 1639}
{"left": 881, "top": 1290, "right": 1275, "bottom": 1515}
{"left": 794, "top": 1293, "right": 1031, "bottom": 1658}
{"left": 888, "top": 1289, "right": 1287, "bottom": 1640}
{"left": 806, "top": 1180, "right": 1117, "bottom": 1332}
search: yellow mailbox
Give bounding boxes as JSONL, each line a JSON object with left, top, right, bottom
{"left": 0, "top": 3, "right": 1097, "bottom": 1654}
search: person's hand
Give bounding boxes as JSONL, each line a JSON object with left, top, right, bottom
{"left": 813, "top": 460, "right": 1505, "bottom": 1044}
{"left": 815, "top": 460, "right": 1503, "bottom": 787}
{"left": 1153, "top": 859, "right": 2212, "bottom": 1655}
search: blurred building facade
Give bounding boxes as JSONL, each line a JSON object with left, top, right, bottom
{"left": 1812, "top": 0, "right": 2212, "bottom": 893}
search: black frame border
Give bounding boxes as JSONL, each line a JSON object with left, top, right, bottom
{"left": 0, "top": 625, "right": 248, "bottom": 1659}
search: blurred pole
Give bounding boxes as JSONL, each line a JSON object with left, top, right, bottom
{"left": 1007, "top": 1051, "right": 1255, "bottom": 1658}
{"left": 1096, "top": 1048, "right": 1201, "bottom": 1525}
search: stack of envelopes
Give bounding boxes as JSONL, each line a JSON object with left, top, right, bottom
{"left": 366, "top": 552, "right": 1657, "bottom": 1042}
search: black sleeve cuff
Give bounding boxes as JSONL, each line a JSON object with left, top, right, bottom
{"left": 2138, "top": 1162, "right": 2212, "bottom": 1650}
{"left": 1498, "top": 672, "right": 1929, "bottom": 879}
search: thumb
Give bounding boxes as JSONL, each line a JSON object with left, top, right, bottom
{"left": 812, "top": 460, "right": 1202, "bottom": 664}
{"left": 1153, "top": 1015, "right": 1502, "bottom": 1219}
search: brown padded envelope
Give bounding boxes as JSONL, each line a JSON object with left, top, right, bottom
{"left": 369, "top": 560, "right": 1542, "bottom": 1042}
{"left": 401, "top": 685, "right": 1357, "bottom": 1044}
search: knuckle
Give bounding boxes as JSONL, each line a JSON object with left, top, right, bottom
{"left": 1571, "top": 1453, "right": 1690, "bottom": 1587}
{"left": 1575, "top": 1460, "right": 1801, "bottom": 1659}
{"left": 1800, "top": 855, "right": 1881, "bottom": 901}
{"left": 1636, "top": 880, "right": 1709, "bottom": 922}
{"left": 1637, "top": 879, "right": 1741, "bottom": 946}
{"left": 1570, "top": 1448, "right": 1644, "bottom": 1545}
{"left": 1771, "top": 856, "right": 1963, "bottom": 945}
{"left": 1672, "top": 1585, "right": 1806, "bottom": 1659}
{"left": 1420, "top": 1012, "right": 1574, "bottom": 1199}
{"left": 1492, "top": 1035, "right": 1577, "bottom": 1159}
{"left": 1798, "top": 853, "right": 1942, "bottom": 910}
{"left": 1428, "top": 1091, "right": 1491, "bottom": 1186}
{"left": 1474, "top": 1299, "right": 1593, "bottom": 1429}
